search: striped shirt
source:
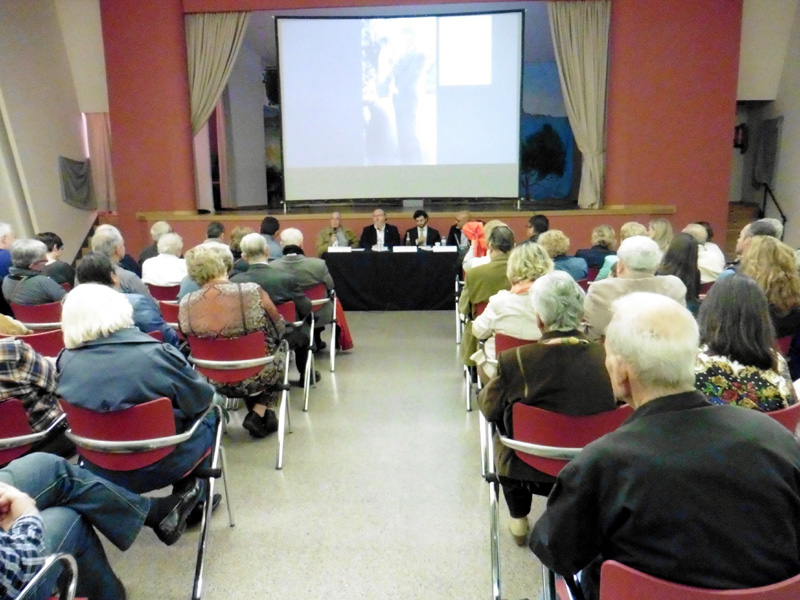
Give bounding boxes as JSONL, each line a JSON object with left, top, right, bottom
{"left": 0, "top": 514, "right": 45, "bottom": 598}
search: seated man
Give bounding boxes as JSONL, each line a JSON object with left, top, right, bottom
{"left": 0, "top": 338, "right": 71, "bottom": 456}
{"left": 259, "top": 216, "right": 283, "bottom": 260}
{"left": 1, "top": 239, "right": 66, "bottom": 306}
{"left": 138, "top": 220, "right": 172, "bottom": 265}
{"left": 530, "top": 292, "right": 800, "bottom": 600}
{"left": 91, "top": 224, "right": 153, "bottom": 299}
{"left": 35, "top": 232, "right": 75, "bottom": 286}
{"left": 683, "top": 223, "right": 725, "bottom": 284}
{"left": 404, "top": 209, "right": 441, "bottom": 246}
{"left": 723, "top": 220, "right": 779, "bottom": 275}
{"left": 584, "top": 235, "right": 686, "bottom": 340}
{"left": 446, "top": 210, "right": 471, "bottom": 253}
{"left": 477, "top": 271, "right": 615, "bottom": 545}
{"left": 360, "top": 208, "right": 401, "bottom": 249}
{"left": 231, "top": 233, "right": 318, "bottom": 384}
{"left": 273, "top": 228, "right": 336, "bottom": 350}
{"left": 76, "top": 252, "right": 181, "bottom": 348}
{"left": 0, "top": 453, "right": 201, "bottom": 600}
{"left": 203, "top": 221, "right": 226, "bottom": 245}
{"left": 141, "top": 232, "right": 187, "bottom": 287}
{"left": 459, "top": 226, "right": 515, "bottom": 366}
{"left": 526, "top": 214, "right": 549, "bottom": 242}
{"left": 315, "top": 211, "right": 359, "bottom": 256}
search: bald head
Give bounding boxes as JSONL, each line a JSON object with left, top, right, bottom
{"left": 330, "top": 212, "right": 342, "bottom": 228}
{"left": 455, "top": 211, "right": 470, "bottom": 228}
{"left": 605, "top": 292, "right": 699, "bottom": 407}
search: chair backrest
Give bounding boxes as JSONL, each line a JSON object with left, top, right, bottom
{"left": 0, "top": 399, "right": 34, "bottom": 466}
{"left": 146, "top": 283, "right": 180, "bottom": 302}
{"left": 186, "top": 331, "right": 270, "bottom": 383}
{"left": 776, "top": 336, "right": 793, "bottom": 356}
{"left": 9, "top": 302, "right": 62, "bottom": 330}
{"left": 766, "top": 402, "right": 800, "bottom": 433}
{"left": 147, "top": 330, "right": 164, "bottom": 342}
{"left": 577, "top": 278, "right": 590, "bottom": 292}
{"left": 159, "top": 300, "right": 180, "bottom": 324}
{"left": 473, "top": 301, "right": 488, "bottom": 318}
{"left": 587, "top": 267, "right": 600, "bottom": 282}
{"left": 699, "top": 281, "right": 714, "bottom": 296}
{"left": 275, "top": 301, "right": 297, "bottom": 323}
{"left": 305, "top": 283, "right": 331, "bottom": 311}
{"left": 599, "top": 560, "right": 800, "bottom": 600}
{"left": 511, "top": 403, "right": 634, "bottom": 476}
{"left": 15, "top": 329, "right": 64, "bottom": 357}
{"left": 57, "top": 398, "right": 176, "bottom": 471}
{"left": 495, "top": 333, "right": 536, "bottom": 354}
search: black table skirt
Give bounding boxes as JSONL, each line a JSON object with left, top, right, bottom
{"left": 323, "top": 251, "right": 459, "bottom": 311}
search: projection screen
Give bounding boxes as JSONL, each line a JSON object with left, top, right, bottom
{"left": 277, "top": 11, "right": 523, "bottom": 201}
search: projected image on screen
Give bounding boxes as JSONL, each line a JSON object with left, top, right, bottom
{"left": 278, "top": 11, "right": 522, "bottom": 201}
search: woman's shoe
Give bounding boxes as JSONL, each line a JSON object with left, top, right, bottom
{"left": 242, "top": 411, "right": 270, "bottom": 438}
{"left": 262, "top": 409, "right": 279, "bottom": 435}
{"left": 509, "top": 517, "right": 530, "bottom": 546}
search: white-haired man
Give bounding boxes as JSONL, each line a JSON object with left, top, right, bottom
{"left": 272, "top": 228, "right": 335, "bottom": 350}
{"left": 141, "top": 232, "right": 187, "bottom": 286}
{"left": 315, "top": 212, "right": 359, "bottom": 256}
{"left": 530, "top": 293, "right": 800, "bottom": 600}
{"left": 2, "top": 240, "right": 66, "bottom": 306}
{"left": 138, "top": 220, "right": 172, "bottom": 265}
{"left": 682, "top": 223, "right": 725, "bottom": 283}
{"left": 91, "top": 224, "right": 153, "bottom": 299}
{"left": 583, "top": 235, "right": 685, "bottom": 340}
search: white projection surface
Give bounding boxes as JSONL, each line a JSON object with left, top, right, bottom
{"left": 278, "top": 12, "right": 522, "bottom": 201}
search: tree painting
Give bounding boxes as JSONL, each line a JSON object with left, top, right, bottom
{"left": 520, "top": 123, "right": 566, "bottom": 200}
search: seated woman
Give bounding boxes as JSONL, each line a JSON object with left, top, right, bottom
{"left": 477, "top": 271, "right": 616, "bottom": 545}
{"left": 463, "top": 220, "right": 503, "bottom": 272}
{"left": 648, "top": 217, "right": 674, "bottom": 253}
{"left": 656, "top": 232, "right": 701, "bottom": 314}
{"left": 595, "top": 221, "right": 647, "bottom": 281}
{"left": 740, "top": 236, "right": 800, "bottom": 339}
{"left": 179, "top": 244, "right": 287, "bottom": 439}
{"left": 470, "top": 242, "right": 552, "bottom": 381}
{"left": 1, "top": 239, "right": 65, "bottom": 306}
{"left": 695, "top": 274, "right": 797, "bottom": 411}
{"left": 537, "top": 229, "right": 588, "bottom": 281}
{"left": 575, "top": 224, "right": 616, "bottom": 270}
{"left": 76, "top": 252, "right": 181, "bottom": 348}
{"left": 56, "top": 284, "right": 217, "bottom": 494}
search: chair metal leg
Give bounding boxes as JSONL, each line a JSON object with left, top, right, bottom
{"left": 489, "top": 476, "right": 502, "bottom": 600}
{"left": 276, "top": 351, "right": 290, "bottom": 470}
{"left": 329, "top": 321, "right": 337, "bottom": 372}
{"left": 304, "top": 351, "right": 314, "bottom": 412}
{"left": 219, "top": 447, "right": 235, "bottom": 527}
{"left": 479, "top": 411, "right": 488, "bottom": 477}
{"left": 465, "top": 366, "right": 473, "bottom": 412}
{"left": 542, "top": 564, "right": 557, "bottom": 600}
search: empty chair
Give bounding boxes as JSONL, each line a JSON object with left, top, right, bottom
{"left": 146, "top": 282, "right": 180, "bottom": 302}
{"left": 304, "top": 282, "right": 338, "bottom": 372}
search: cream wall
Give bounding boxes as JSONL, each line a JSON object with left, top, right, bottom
{"left": 0, "top": 0, "right": 97, "bottom": 259}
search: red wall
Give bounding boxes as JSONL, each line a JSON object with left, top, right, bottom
{"left": 101, "top": 0, "right": 742, "bottom": 253}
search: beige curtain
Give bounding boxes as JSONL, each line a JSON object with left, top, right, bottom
{"left": 185, "top": 12, "right": 250, "bottom": 135}
{"left": 84, "top": 112, "right": 116, "bottom": 211}
{"left": 548, "top": 1, "right": 610, "bottom": 209}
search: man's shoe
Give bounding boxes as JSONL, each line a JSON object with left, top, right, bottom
{"left": 314, "top": 340, "right": 327, "bottom": 353}
{"left": 154, "top": 478, "right": 203, "bottom": 546}
{"left": 186, "top": 493, "right": 222, "bottom": 528}
{"left": 243, "top": 411, "right": 270, "bottom": 438}
{"left": 292, "top": 370, "right": 321, "bottom": 387}
{"left": 262, "top": 409, "right": 279, "bottom": 435}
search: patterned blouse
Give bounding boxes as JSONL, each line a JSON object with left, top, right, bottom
{"left": 695, "top": 345, "right": 797, "bottom": 412}
{"left": 179, "top": 281, "right": 286, "bottom": 405}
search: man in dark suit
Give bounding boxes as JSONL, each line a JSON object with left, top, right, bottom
{"left": 404, "top": 209, "right": 441, "bottom": 246}
{"left": 231, "top": 233, "right": 317, "bottom": 384}
{"left": 359, "top": 208, "right": 402, "bottom": 249}
{"left": 446, "top": 210, "right": 471, "bottom": 250}
{"left": 530, "top": 292, "right": 800, "bottom": 600}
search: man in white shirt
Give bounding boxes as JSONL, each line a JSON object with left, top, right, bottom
{"left": 141, "top": 232, "right": 187, "bottom": 286}
{"left": 682, "top": 223, "right": 725, "bottom": 283}
{"left": 359, "top": 209, "right": 401, "bottom": 249}
{"left": 404, "top": 209, "right": 441, "bottom": 246}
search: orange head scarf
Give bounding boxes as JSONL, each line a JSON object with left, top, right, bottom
{"left": 462, "top": 221, "right": 487, "bottom": 258}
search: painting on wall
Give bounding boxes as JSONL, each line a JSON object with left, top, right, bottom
{"left": 519, "top": 60, "right": 576, "bottom": 204}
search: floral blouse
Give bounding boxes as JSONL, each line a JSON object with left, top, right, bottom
{"left": 695, "top": 345, "right": 797, "bottom": 412}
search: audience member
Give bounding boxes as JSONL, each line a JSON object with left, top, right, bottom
{"left": 90, "top": 224, "right": 153, "bottom": 299}
{"left": 404, "top": 209, "right": 441, "bottom": 246}
{"left": 648, "top": 217, "right": 673, "bottom": 252}
{"left": 682, "top": 222, "right": 725, "bottom": 283}
{"left": 315, "top": 212, "right": 359, "bottom": 256}
{"left": 463, "top": 220, "right": 505, "bottom": 272}
{"left": 740, "top": 235, "right": 800, "bottom": 338}
{"left": 35, "top": 232, "right": 74, "bottom": 286}
{"left": 177, "top": 241, "right": 232, "bottom": 300}
{"left": 584, "top": 236, "right": 686, "bottom": 340}
{"left": 0, "top": 223, "right": 14, "bottom": 316}
{"left": 141, "top": 232, "right": 187, "bottom": 286}
{"left": 537, "top": 230, "right": 588, "bottom": 281}
{"left": 179, "top": 245, "right": 286, "bottom": 439}
{"left": 229, "top": 226, "right": 255, "bottom": 273}
{"left": 138, "top": 220, "right": 172, "bottom": 265}
{"left": 446, "top": 210, "right": 471, "bottom": 252}
{"left": 76, "top": 253, "right": 181, "bottom": 348}
{"left": 360, "top": 208, "right": 402, "bottom": 249}
{"left": 57, "top": 284, "right": 217, "bottom": 493}
{"left": 0, "top": 453, "right": 202, "bottom": 600}
{"left": 260, "top": 216, "right": 283, "bottom": 260}
{"left": 656, "top": 232, "right": 701, "bottom": 314}
{"left": 2, "top": 239, "right": 65, "bottom": 306}
{"left": 594, "top": 221, "right": 647, "bottom": 280}
{"left": 695, "top": 274, "right": 796, "bottom": 411}
{"left": 526, "top": 214, "right": 549, "bottom": 243}
{"left": 575, "top": 224, "right": 616, "bottom": 270}
{"left": 231, "top": 233, "right": 318, "bottom": 385}
{"left": 471, "top": 242, "right": 552, "bottom": 381}
{"left": 725, "top": 220, "right": 779, "bottom": 274}
{"left": 0, "top": 338, "right": 71, "bottom": 456}
{"left": 759, "top": 217, "right": 784, "bottom": 239}
{"left": 204, "top": 221, "right": 225, "bottom": 244}
{"left": 273, "top": 228, "right": 336, "bottom": 351}
{"left": 459, "top": 225, "right": 515, "bottom": 366}
{"left": 478, "top": 271, "right": 615, "bottom": 546}
{"left": 530, "top": 292, "right": 800, "bottom": 600}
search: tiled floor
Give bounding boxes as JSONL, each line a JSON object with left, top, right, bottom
{"left": 106, "top": 311, "right": 547, "bottom": 599}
